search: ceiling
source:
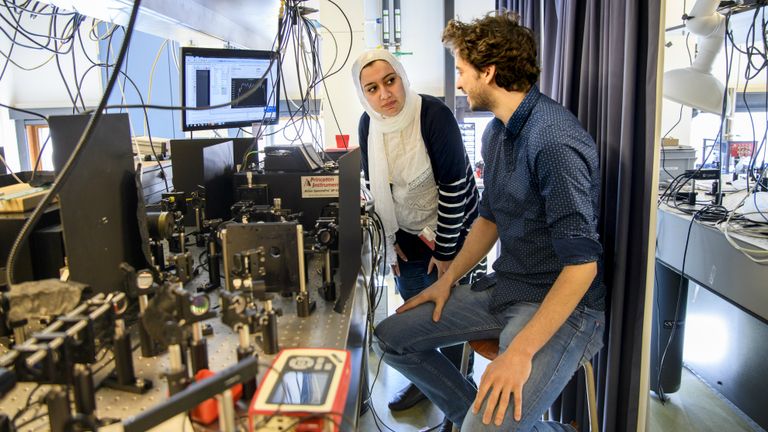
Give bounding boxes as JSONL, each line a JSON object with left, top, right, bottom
{"left": 44, "top": 0, "right": 281, "bottom": 48}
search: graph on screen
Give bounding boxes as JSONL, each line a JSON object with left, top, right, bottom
{"left": 232, "top": 78, "right": 267, "bottom": 108}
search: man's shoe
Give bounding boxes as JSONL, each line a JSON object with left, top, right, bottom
{"left": 438, "top": 417, "right": 454, "bottom": 432}
{"left": 387, "top": 383, "right": 427, "bottom": 411}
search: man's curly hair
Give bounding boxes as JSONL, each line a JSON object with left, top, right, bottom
{"left": 442, "top": 11, "right": 539, "bottom": 92}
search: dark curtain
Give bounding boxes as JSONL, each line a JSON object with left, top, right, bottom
{"left": 498, "top": 1, "right": 661, "bottom": 431}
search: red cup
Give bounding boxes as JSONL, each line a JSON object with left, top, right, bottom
{"left": 335, "top": 134, "right": 350, "bottom": 148}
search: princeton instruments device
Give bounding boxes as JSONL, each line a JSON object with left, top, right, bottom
{"left": 249, "top": 348, "right": 351, "bottom": 432}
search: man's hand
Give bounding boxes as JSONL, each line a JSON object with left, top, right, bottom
{"left": 468, "top": 261, "right": 598, "bottom": 426}
{"left": 395, "top": 276, "right": 453, "bottom": 322}
{"left": 427, "top": 257, "right": 452, "bottom": 278}
{"left": 472, "top": 344, "right": 533, "bottom": 425}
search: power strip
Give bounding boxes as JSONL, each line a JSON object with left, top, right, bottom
{"left": 684, "top": 169, "right": 720, "bottom": 180}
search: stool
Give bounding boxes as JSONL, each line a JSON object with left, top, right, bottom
{"left": 456, "top": 339, "right": 598, "bottom": 432}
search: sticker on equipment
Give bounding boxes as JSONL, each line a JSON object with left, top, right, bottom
{"left": 301, "top": 175, "right": 339, "bottom": 198}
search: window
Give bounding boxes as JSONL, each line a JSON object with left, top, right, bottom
{"left": 26, "top": 123, "right": 51, "bottom": 172}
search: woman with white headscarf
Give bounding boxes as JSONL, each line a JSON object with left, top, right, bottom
{"left": 352, "top": 49, "right": 480, "bottom": 428}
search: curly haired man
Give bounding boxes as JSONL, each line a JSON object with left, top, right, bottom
{"left": 374, "top": 11, "right": 606, "bottom": 432}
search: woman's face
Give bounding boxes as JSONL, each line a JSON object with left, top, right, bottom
{"left": 359, "top": 60, "right": 406, "bottom": 117}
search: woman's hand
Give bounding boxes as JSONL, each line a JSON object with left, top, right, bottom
{"left": 391, "top": 243, "right": 408, "bottom": 276}
{"left": 427, "top": 257, "right": 452, "bottom": 278}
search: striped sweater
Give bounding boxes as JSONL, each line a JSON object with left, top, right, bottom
{"left": 359, "top": 94, "right": 479, "bottom": 261}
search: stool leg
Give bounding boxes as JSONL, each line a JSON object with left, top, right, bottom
{"left": 582, "top": 360, "right": 599, "bottom": 432}
{"left": 454, "top": 342, "right": 473, "bottom": 432}
{"left": 459, "top": 342, "right": 472, "bottom": 377}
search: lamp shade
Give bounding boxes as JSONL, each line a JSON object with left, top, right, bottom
{"left": 663, "top": 1, "right": 725, "bottom": 115}
{"left": 663, "top": 67, "right": 724, "bottom": 115}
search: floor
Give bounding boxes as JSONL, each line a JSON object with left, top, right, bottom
{"left": 648, "top": 366, "right": 764, "bottom": 432}
{"left": 357, "top": 276, "right": 764, "bottom": 432}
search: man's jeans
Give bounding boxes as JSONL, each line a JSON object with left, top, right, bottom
{"left": 394, "top": 257, "right": 473, "bottom": 377}
{"left": 374, "top": 285, "right": 604, "bottom": 431}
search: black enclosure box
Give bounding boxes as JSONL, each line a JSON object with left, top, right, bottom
{"left": 0, "top": 207, "right": 60, "bottom": 288}
{"left": 49, "top": 113, "right": 145, "bottom": 294}
{"left": 233, "top": 170, "right": 339, "bottom": 231}
{"left": 140, "top": 161, "right": 173, "bottom": 205}
{"left": 263, "top": 144, "right": 324, "bottom": 172}
{"left": 170, "top": 138, "right": 255, "bottom": 225}
{"left": 335, "top": 148, "right": 362, "bottom": 313}
{"left": 221, "top": 222, "right": 300, "bottom": 294}
{"left": 30, "top": 224, "right": 65, "bottom": 280}
{"left": 324, "top": 148, "right": 349, "bottom": 162}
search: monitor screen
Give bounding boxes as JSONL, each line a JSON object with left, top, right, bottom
{"left": 181, "top": 47, "right": 280, "bottom": 131}
{"left": 266, "top": 370, "right": 333, "bottom": 406}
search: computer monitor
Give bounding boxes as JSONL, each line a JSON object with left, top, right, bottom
{"left": 181, "top": 47, "right": 280, "bottom": 131}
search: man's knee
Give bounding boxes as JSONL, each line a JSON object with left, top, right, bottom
{"left": 373, "top": 314, "right": 405, "bottom": 354}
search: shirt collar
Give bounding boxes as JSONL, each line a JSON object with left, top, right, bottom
{"left": 505, "top": 85, "right": 541, "bottom": 138}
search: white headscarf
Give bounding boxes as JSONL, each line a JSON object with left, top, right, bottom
{"left": 352, "top": 50, "right": 425, "bottom": 265}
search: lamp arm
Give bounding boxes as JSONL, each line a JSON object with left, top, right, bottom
{"left": 686, "top": 0, "right": 724, "bottom": 36}
{"left": 685, "top": 0, "right": 726, "bottom": 74}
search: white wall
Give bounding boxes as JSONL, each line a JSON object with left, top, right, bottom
{"left": 0, "top": 14, "right": 102, "bottom": 109}
{"left": 455, "top": 0, "right": 496, "bottom": 25}
{"left": 397, "top": 0, "right": 445, "bottom": 96}
{"left": 660, "top": 28, "right": 695, "bottom": 147}
{"left": 0, "top": 108, "right": 19, "bottom": 172}
{"left": 0, "top": 24, "right": 18, "bottom": 171}
{"left": 660, "top": 0, "right": 701, "bottom": 149}
{"left": 319, "top": 0, "right": 366, "bottom": 149}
